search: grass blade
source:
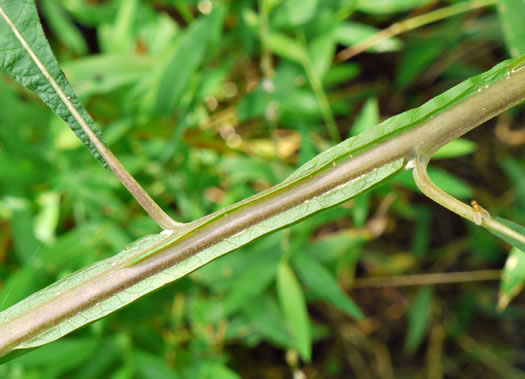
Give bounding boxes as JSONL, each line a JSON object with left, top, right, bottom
{"left": 277, "top": 261, "right": 311, "bottom": 361}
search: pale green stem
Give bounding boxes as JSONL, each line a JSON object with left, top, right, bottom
{"left": 413, "top": 156, "right": 525, "bottom": 246}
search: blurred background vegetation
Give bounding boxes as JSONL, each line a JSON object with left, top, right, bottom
{"left": 1, "top": 0, "right": 525, "bottom": 377}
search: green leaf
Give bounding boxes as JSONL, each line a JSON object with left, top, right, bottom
{"left": 39, "top": 0, "right": 88, "bottom": 55}
{"left": 0, "top": 0, "right": 109, "bottom": 168}
{"left": 35, "top": 224, "right": 105, "bottom": 268}
{"left": 73, "top": 339, "right": 120, "bottom": 379}
{"left": 350, "top": 97, "right": 380, "bottom": 137}
{"left": 147, "top": 7, "right": 225, "bottom": 115}
{"left": 498, "top": 247, "right": 525, "bottom": 311}
{"left": 323, "top": 63, "right": 361, "bottom": 87}
{"left": 293, "top": 253, "right": 364, "bottom": 320}
{"left": 243, "top": 294, "right": 292, "bottom": 348}
{"left": 61, "top": 0, "right": 117, "bottom": 26}
{"left": 34, "top": 192, "right": 60, "bottom": 244}
{"left": 497, "top": 0, "right": 525, "bottom": 57}
{"left": 271, "top": 0, "right": 318, "bottom": 27}
{"left": 411, "top": 207, "right": 431, "bottom": 257}
{"left": 266, "top": 32, "right": 307, "bottom": 64}
{"left": 395, "top": 34, "right": 454, "bottom": 88}
{"left": 357, "top": 0, "right": 433, "bottom": 14}
{"left": 276, "top": 261, "right": 311, "bottom": 361}
{"left": 489, "top": 217, "right": 525, "bottom": 253}
{"left": 405, "top": 287, "right": 433, "bottom": 353}
{"left": 98, "top": 0, "right": 138, "bottom": 54}
{"left": 133, "top": 351, "right": 179, "bottom": 379}
{"left": 12, "top": 338, "right": 99, "bottom": 376}
{"left": 222, "top": 263, "right": 276, "bottom": 316}
{"left": 335, "top": 22, "right": 403, "bottom": 53}
{"left": 351, "top": 193, "right": 371, "bottom": 228}
{"left": 62, "top": 54, "right": 153, "bottom": 98}
{"left": 201, "top": 362, "right": 241, "bottom": 379}
{"left": 9, "top": 199, "right": 41, "bottom": 264}
{"left": 309, "top": 30, "right": 336, "bottom": 78}
{"left": 431, "top": 138, "right": 476, "bottom": 159}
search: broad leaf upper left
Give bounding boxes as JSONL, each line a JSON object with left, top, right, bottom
{"left": 0, "top": 0, "right": 108, "bottom": 168}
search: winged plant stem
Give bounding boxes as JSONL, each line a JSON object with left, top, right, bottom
{"left": 0, "top": 7, "right": 182, "bottom": 231}
{"left": 0, "top": 62, "right": 524, "bottom": 357}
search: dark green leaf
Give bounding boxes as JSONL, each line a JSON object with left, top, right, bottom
{"left": 350, "top": 97, "right": 379, "bottom": 137}
{"left": 405, "top": 287, "right": 433, "bottom": 353}
{"left": 149, "top": 7, "right": 225, "bottom": 115}
{"left": 0, "top": 0, "right": 109, "bottom": 168}
{"left": 222, "top": 262, "right": 276, "bottom": 316}
{"left": 293, "top": 253, "right": 364, "bottom": 319}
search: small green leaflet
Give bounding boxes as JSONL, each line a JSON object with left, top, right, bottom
{"left": 498, "top": 248, "right": 525, "bottom": 311}
{"left": 0, "top": 0, "right": 108, "bottom": 168}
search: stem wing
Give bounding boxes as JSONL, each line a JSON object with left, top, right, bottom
{"left": 0, "top": 159, "right": 403, "bottom": 361}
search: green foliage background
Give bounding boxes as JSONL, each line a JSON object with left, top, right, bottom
{"left": 0, "top": 0, "right": 524, "bottom": 377}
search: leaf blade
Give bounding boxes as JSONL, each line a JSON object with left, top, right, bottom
{"left": 0, "top": 0, "right": 108, "bottom": 168}
{"left": 405, "top": 287, "right": 433, "bottom": 353}
{"left": 277, "top": 261, "right": 311, "bottom": 361}
{"left": 498, "top": 247, "right": 525, "bottom": 311}
{"left": 497, "top": 0, "right": 525, "bottom": 57}
{"left": 293, "top": 253, "right": 364, "bottom": 320}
